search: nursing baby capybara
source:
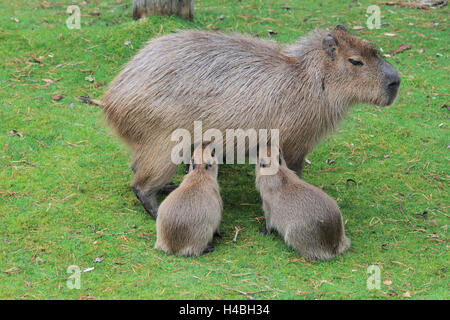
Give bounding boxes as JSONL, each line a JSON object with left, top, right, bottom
{"left": 256, "top": 145, "right": 350, "bottom": 260}
{"left": 155, "top": 144, "right": 222, "bottom": 257}
{"left": 103, "top": 25, "right": 400, "bottom": 218}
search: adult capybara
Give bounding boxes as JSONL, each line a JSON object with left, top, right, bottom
{"left": 103, "top": 25, "right": 400, "bottom": 218}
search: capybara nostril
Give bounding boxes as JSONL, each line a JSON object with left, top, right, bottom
{"left": 388, "top": 79, "right": 400, "bottom": 89}
{"left": 383, "top": 64, "right": 400, "bottom": 90}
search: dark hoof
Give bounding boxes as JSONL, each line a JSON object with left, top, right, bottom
{"left": 202, "top": 245, "right": 214, "bottom": 254}
{"left": 158, "top": 182, "right": 179, "bottom": 195}
{"left": 259, "top": 228, "right": 272, "bottom": 236}
{"left": 132, "top": 186, "right": 158, "bottom": 220}
{"left": 214, "top": 231, "right": 223, "bottom": 238}
{"left": 148, "top": 209, "right": 158, "bottom": 220}
{"left": 132, "top": 185, "right": 142, "bottom": 201}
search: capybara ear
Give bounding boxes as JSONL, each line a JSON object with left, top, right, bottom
{"left": 259, "top": 158, "right": 266, "bottom": 168}
{"left": 335, "top": 24, "right": 347, "bottom": 32}
{"left": 322, "top": 34, "right": 339, "bottom": 60}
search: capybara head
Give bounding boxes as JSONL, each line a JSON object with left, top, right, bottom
{"left": 190, "top": 144, "right": 218, "bottom": 178}
{"left": 256, "top": 145, "right": 284, "bottom": 177}
{"left": 319, "top": 25, "right": 400, "bottom": 107}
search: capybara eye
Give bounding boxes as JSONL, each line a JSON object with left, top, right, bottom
{"left": 348, "top": 58, "right": 363, "bottom": 66}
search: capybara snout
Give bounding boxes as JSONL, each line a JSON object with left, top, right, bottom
{"left": 381, "top": 60, "right": 400, "bottom": 105}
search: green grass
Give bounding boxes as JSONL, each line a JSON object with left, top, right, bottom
{"left": 0, "top": 0, "right": 448, "bottom": 299}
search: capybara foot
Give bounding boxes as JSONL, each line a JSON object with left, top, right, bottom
{"left": 259, "top": 228, "right": 272, "bottom": 236}
{"left": 132, "top": 186, "right": 158, "bottom": 219}
{"left": 214, "top": 230, "right": 223, "bottom": 238}
{"left": 202, "top": 245, "right": 214, "bottom": 254}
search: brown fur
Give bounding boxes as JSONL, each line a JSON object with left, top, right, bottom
{"left": 255, "top": 146, "right": 350, "bottom": 260}
{"left": 155, "top": 145, "right": 222, "bottom": 256}
{"left": 103, "top": 26, "right": 400, "bottom": 216}
{"left": 132, "top": 0, "right": 193, "bottom": 21}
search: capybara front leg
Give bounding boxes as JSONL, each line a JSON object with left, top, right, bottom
{"left": 295, "top": 155, "right": 305, "bottom": 178}
{"left": 259, "top": 228, "right": 273, "bottom": 236}
{"left": 158, "top": 181, "right": 179, "bottom": 195}
{"left": 285, "top": 154, "right": 305, "bottom": 178}
{"left": 202, "top": 245, "right": 215, "bottom": 255}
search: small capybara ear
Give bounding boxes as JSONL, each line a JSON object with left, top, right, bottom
{"left": 335, "top": 24, "right": 347, "bottom": 32}
{"left": 322, "top": 34, "right": 339, "bottom": 60}
{"left": 259, "top": 158, "right": 266, "bottom": 168}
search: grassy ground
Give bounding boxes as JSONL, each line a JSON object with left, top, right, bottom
{"left": 0, "top": 0, "right": 448, "bottom": 299}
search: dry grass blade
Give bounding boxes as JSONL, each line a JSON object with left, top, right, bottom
{"left": 74, "top": 96, "right": 104, "bottom": 106}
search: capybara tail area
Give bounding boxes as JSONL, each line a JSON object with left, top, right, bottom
{"left": 162, "top": 222, "right": 190, "bottom": 255}
{"left": 101, "top": 100, "right": 146, "bottom": 144}
{"left": 102, "top": 90, "right": 161, "bottom": 145}
{"left": 287, "top": 238, "right": 336, "bottom": 261}
{"left": 175, "top": 227, "right": 213, "bottom": 257}
{"left": 285, "top": 225, "right": 349, "bottom": 261}
{"left": 158, "top": 220, "right": 209, "bottom": 257}
{"left": 336, "top": 235, "right": 351, "bottom": 255}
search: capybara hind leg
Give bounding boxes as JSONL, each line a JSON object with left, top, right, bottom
{"left": 129, "top": 144, "right": 141, "bottom": 174}
{"left": 132, "top": 186, "right": 159, "bottom": 219}
{"left": 130, "top": 161, "right": 137, "bottom": 174}
{"left": 132, "top": 145, "right": 177, "bottom": 219}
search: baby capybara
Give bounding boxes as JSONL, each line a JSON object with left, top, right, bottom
{"left": 255, "top": 146, "right": 350, "bottom": 260}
